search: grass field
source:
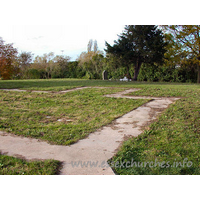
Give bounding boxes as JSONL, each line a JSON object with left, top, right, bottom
{"left": 0, "top": 79, "right": 199, "bottom": 175}
{"left": 1, "top": 78, "right": 197, "bottom": 90}
{"left": 0, "top": 153, "right": 61, "bottom": 175}
{"left": 0, "top": 88, "right": 148, "bottom": 145}
{"left": 110, "top": 84, "right": 200, "bottom": 175}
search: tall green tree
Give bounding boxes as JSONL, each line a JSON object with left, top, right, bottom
{"left": 105, "top": 25, "right": 167, "bottom": 81}
{"left": 162, "top": 25, "right": 200, "bottom": 83}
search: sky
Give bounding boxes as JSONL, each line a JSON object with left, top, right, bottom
{"left": 1, "top": 25, "right": 125, "bottom": 61}
{"left": 0, "top": 0, "right": 197, "bottom": 62}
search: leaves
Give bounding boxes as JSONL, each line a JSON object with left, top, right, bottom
{"left": 0, "top": 37, "right": 18, "bottom": 80}
{"left": 162, "top": 25, "right": 200, "bottom": 83}
{"left": 105, "top": 25, "right": 167, "bottom": 80}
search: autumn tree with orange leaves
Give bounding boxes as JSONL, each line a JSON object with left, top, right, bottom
{"left": 0, "top": 37, "right": 18, "bottom": 80}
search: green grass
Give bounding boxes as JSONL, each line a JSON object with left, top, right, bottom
{"left": 109, "top": 85, "right": 200, "bottom": 175}
{"left": 0, "top": 79, "right": 199, "bottom": 175}
{"left": 0, "top": 79, "right": 81, "bottom": 91}
{"left": 126, "top": 85, "right": 200, "bottom": 97}
{"left": 0, "top": 87, "right": 148, "bottom": 145}
{"left": 0, "top": 79, "right": 131, "bottom": 91}
{"left": 0, "top": 153, "right": 61, "bottom": 175}
{"left": 1, "top": 78, "right": 199, "bottom": 91}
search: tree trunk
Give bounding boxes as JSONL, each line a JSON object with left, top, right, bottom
{"left": 133, "top": 60, "right": 142, "bottom": 81}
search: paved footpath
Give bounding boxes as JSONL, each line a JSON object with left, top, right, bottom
{"left": 0, "top": 88, "right": 180, "bottom": 175}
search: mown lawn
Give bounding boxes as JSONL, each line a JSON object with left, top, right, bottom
{"left": 0, "top": 153, "right": 61, "bottom": 175}
{"left": 1, "top": 78, "right": 197, "bottom": 91}
{"left": 109, "top": 85, "right": 200, "bottom": 175}
{"left": 0, "top": 78, "right": 134, "bottom": 91}
{"left": 0, "top": 79, "right": 199, "bottom": 175}
{"left": 0, "top": 88, "right": 148, "bottom": 145}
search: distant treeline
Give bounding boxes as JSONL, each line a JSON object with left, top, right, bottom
{"left": 1, "top": 25, "right": 200, "bottom": 83}
{"left": 0, "top": 49, "right": 198, "bottom": 83}
{"left": 22, "top": 54, "right": 197, "bottom": 83}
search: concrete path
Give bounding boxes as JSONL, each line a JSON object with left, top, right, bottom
{"left": 0, "top": 88, "right": 180, "bottom": 175}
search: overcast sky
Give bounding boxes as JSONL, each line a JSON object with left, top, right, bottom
{"left": 1, "top": 0, "right": 197, "bottom": 61}
{"left": 1, "top": 25, "right": 125, "bottom": 61}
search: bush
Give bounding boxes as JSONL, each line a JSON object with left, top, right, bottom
{"left": 137, "top": 63, "right": 197, "bottom": 83}
{"left": 26, "top": 69, "right": 41, "bottom": 79}
{"left": 138, "top": 64, "right": 159, "bottom": 82}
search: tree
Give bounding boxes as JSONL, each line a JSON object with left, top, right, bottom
{"left": 105, "top": 25, "right": 167, "bottom": 81}
{"left": 93, "top": 40, "right": 98, "bottom": 53}
{"left": 0, "top": 37, "right": 18, "bottom": 79}
{"left": 87, "top": 39, "right": 93, "bottom": 52}
{"left": 162, "top": 25, "right": 200, "bottom": 83}
{"left": 77, "top": 51, "right": 96, "bottom": 65}
{"left": 33, "top": 52, "right": 55, "bottom": 78}
{"left": 18, "top": 51, "right": 33, "bottom": 68}
{"left": 53, "top": 55, "right": 71, "bottom": 78}
{"left": 92, "top": 53, "right": 104, "bottom": 78}
{"left": 18, "top": 51, "right": 33, "bottom": 78}
{"left": 87, "top": 39, "right": 98, "bottom": 53}
{"left": 77, "top": 40, "right": 103, "bottom": 66}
